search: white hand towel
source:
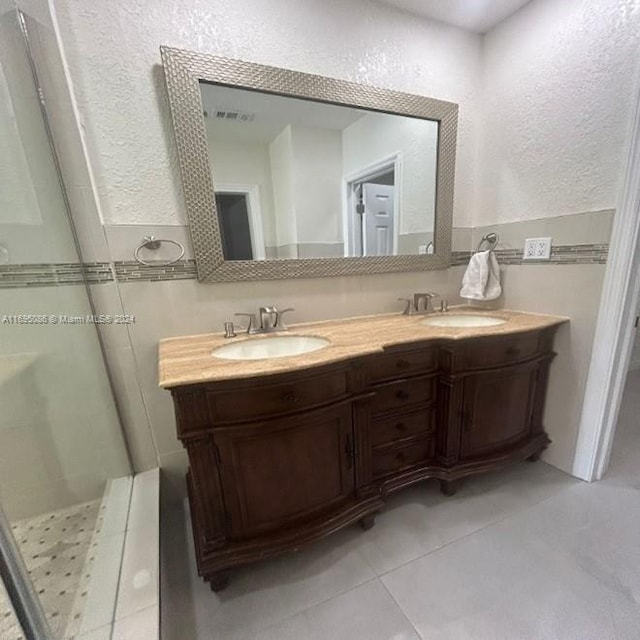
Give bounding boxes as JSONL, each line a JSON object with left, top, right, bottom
{"left": 460, "top": 250, "right": 502, "bottom": 301}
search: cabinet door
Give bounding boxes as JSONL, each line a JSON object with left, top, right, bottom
{"left": 460, "top": 361, "right": 538, "bottom": 459}
{"left": 215, "top": 403, "right": 355, "bottom": 537}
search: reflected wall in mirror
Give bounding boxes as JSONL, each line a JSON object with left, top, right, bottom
{"left": 200, "top": 82, "right": 438, "bottom": 260}
{"left": 161, "top": 46, "right": 457, "bottom": 281}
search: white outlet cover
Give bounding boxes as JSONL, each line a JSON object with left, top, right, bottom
{"left": 523, "top": 237, "right": 552, "bottom": 260}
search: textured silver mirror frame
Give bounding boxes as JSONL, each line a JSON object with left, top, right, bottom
{"left": 160, "top": 46, "right": 457, "bottom": 282}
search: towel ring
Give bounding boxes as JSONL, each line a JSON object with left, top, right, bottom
{"left": 476, "top": 232, "right": 498, "bottom": 253}
{"left": 134, "top": 235, "right": 185, "bottom": 266}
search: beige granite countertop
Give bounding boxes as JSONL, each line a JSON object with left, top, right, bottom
{"left": 158, "top": 307, "right": 568, "bottom": 388}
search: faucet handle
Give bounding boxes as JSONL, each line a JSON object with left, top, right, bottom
{"left": 234, "top": 313, "right": 258, "bottom": 334}
{"left": 413, "top": 292, "right": 440, "bottom": 313}
{"left": 275, "top": 307, "right": 295, "bottom": 330}
{"left": 397, "top": 298, "right": 413, "bottom": 315}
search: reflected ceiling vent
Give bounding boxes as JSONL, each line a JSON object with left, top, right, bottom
{"left": 203, "top": 108, "right": 255, "bottom": 122}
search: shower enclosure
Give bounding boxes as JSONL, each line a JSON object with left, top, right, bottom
{"left": 0, "top": 2, "right": 132, "bottom": 638}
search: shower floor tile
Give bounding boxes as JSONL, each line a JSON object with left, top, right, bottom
{"left": 0, "top": 499, "right": 102, "bottom": 639}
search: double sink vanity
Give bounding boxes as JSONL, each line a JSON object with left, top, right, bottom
{"left": 159, "top": 306, "right": 567, "bottom": 591}
{"left": 158, "top": 45, "right": 568, "bottom": 592}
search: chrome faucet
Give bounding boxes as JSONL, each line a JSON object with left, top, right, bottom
{"left": 234, "top": 306, "right": 295, "bottom": 334}
{"left": 398, "top": 292, "right": 440, "bottom": 315}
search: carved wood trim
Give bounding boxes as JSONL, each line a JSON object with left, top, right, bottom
{"left": 436, "top": 375, "right": 464, "bottom": 465}
{"left": 352, "top": 397, "right": 373, "bottom": 493}
{"left": 183, "top": 433, "right": 228, "bottom": 550}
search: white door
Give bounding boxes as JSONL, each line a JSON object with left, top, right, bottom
{"left": 362, "top": 183, "right": 394, "bottom": 256}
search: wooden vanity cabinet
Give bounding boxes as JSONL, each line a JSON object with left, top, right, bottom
{"left": 171, "top": 327, "right": 558, "bottom": 591}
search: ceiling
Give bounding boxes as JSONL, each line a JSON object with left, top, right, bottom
{"left": 200, "top": 82, "right": 368, "bottom": 144}
{"left": 377, "top": 0, "right": 533, "bottom": 33}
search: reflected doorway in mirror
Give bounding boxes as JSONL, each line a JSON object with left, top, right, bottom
{"left": 344, "top": 156, "right": 399, "bottom": 257}
{"left": 214, "top": 184, "right": 266, "bottom": 260}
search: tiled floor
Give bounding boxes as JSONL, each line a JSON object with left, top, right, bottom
{"left": 0, "top": 500, "right": 103, "bottom": 640}
{"left": 161, "top": 371, "right": 640, "bottom": 640}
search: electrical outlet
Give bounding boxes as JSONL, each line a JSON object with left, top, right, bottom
{"left": 523, "top": 237, "right": 552, "bottom": 260}
{"left": 418, "top": 245, "right": 427, "bottom": 254}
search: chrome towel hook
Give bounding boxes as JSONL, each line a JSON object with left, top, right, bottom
{"left": 134, "top": 235, "right": 185, "bottom": 266}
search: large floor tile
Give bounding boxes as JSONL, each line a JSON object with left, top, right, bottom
{"left": 245, "top": 580, "right": 419, "bottom": 640}
{"left": 161, "top": 501, "right": 376, "bottom": 640}
{"left": 470, "top": 460, "right": 580, "bottom": 514}
{"left": 382, "top": 509, "right": 640, "bottom": 640}
{"left": 111, "top": 605, "right": 158, "bottom": 640}
{"left": 509, "top": 481, "right": 640, "bottom": 607}
{"left": 357, "top": 480, "right": 506, "bottom": 575}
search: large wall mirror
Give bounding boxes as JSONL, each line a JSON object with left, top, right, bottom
{"left": 161, "top": 47, "right": 458, "bottom": 282}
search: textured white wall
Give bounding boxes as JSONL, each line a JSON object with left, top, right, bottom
{"left": 478, "top": 0, "right": 640, "bottom": 225}
{"left": 342, "top": 113, "right": 438, "bottom": 234}
{"left": 52, "top": 0, "right": 481, "bottom": 228}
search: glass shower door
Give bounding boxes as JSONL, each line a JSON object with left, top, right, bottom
{"left": 0, "top": 2, "right": 131, "bottom": 638}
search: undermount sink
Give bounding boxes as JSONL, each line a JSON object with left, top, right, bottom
{"left": 212, "top": 335, "right": 330, "bottom": 360}
{"left": 421, "top": 314, "right": 507, "bottom": 328}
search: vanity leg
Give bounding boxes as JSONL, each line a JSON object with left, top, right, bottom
{"left": 359, "top": 514, "right": 376, "bottom": 531}
{"left": 527, "top": 451, "right": 541, "bottom": 463}
{"left": 439, "top": 480, "right": 459, "bottom": 497}
{"left": 208, "top": 571, "right": 230, "bottom": 592}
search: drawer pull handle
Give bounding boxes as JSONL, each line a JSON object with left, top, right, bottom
{"left": 284, "top": 393, "right": 300, "bottom": 404}
{"left": 396, "top": 359, "right": 411, "bottom": 370}
{"left": 395, "top": 422, "right": 407, "bottom": 431}
{"left": 396, "top": 390, "right": 410, "bottom": 401}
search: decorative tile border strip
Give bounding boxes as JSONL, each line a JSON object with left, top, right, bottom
{"left": 452, "top": 243, "right": 609, "bottom": 266}
{"left": 113, "top": 260, "right": 197, "bottom": 282}
{"left": 0, "top": 245, "right": 609, "bottom": 289}
{"left": 0, "top": 262, "right": 113, "bottom": 288}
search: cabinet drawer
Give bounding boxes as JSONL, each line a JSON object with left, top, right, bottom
{"left": 371, "top": 408, "right": 435, "bottom": 448}
{"left": 371, "top": 376, "right": 434, "bottom": 415}
{"left": 210, "top": 371, "right": 348, "bottom": 423}
{"left": 372, "top": 438, "right": 435, "bottom": 478}
{"left": 369, "top": 348, "right": 437, "bottom": 382}
{"left": 452, "top": 333, "right": 541, "bottom": 371}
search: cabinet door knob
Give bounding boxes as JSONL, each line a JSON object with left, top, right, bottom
{"left": 284, "top": 393, "right": 299, "bottom": 404}
{"left": 395, "top": 389, "right": 410, "bottom": 401}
